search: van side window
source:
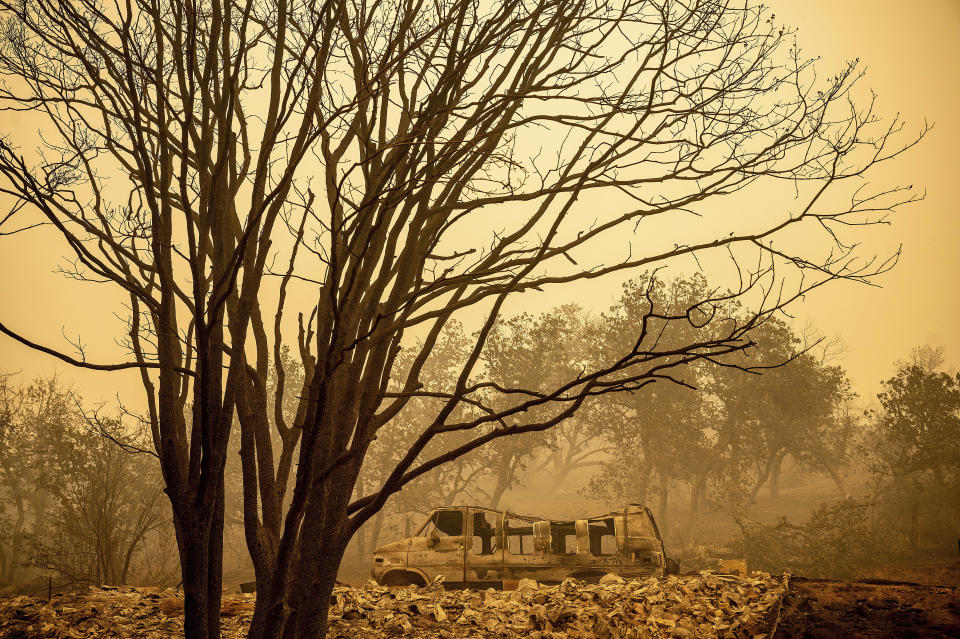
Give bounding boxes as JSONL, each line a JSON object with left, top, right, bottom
{"left": 549, "top": 521, "right": 577, "bottom": 554}
{"left": 421, "top": 510, "right": 463, "bottom": 538}
{"left": 504, "top": 518, "right": 534, "bottom": 555}
{"left": 588, "top": 517, "right": 617, "bottom": 556}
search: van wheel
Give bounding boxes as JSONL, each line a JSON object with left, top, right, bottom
{"left": 379, "top": 570, "right": 427, "bottom": 587}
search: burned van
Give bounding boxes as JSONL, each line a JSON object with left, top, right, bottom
{"left": 370, "top": 504, "right": 667, "bottom": 587}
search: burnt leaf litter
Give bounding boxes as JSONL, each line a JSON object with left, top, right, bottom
{"left": 0, "top": 572, "right": 789, "bottom": 639}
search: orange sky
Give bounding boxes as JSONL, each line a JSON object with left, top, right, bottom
{"left": 764, "top": 0, "right": 960, "bottom": 397}
{"left": 0, "top": 0, "right": 957, "bottom": 408}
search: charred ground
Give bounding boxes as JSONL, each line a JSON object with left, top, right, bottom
{"left": 1, "top": 571, "right": 958, "bottom": 639}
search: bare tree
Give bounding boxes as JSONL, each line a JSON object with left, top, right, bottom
{"left": 0, "top": 374, "right": 68, "bottom": 586}
{"left": 0, "top": 375, "right": 171, "bottom": 589}
{"left": 0, "top": 0, "right": 922, "bottom": 637}
{"left": 29, "top": 417, "right": 169, "bottom": 587}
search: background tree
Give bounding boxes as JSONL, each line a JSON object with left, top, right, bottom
{"left": 0, "top": 0, "right": 922, "bottom": 637}
{"left": 481, "top": 305, "right": 592, "bottom": 508}
{"left": 586, "top": 379, "right": 710, "bottom": 539}
{"left": 867, "top": 353, "right": 960, "bottom": 550}
{"left": 0, "top": 374, "right": 174, "bottom": 589}
{"left": 711, "top": 323, "right": 856, "bottom": 504}
{"left": 355, "top": 322, "right": 490, "bottom": 521}
{"left": 585, "top": 301, "right": 860, "bottom": 544}
{"left": 585, "top": 276, "right": 722, "bottom": 538}
{"left": 0, "top": 375, "right": 69, "bottom": 586}
{"left": 28, "top": 417, "right": 171, "bottom": 586}
{"left": 538, "top": 399, "right": 616, "bottom": 488}
{"left": 727, "top": 344, "right": 958, "bottom": 581}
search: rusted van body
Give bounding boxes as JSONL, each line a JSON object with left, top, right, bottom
{"left": 371, "top": 503, "right": 667, "bottom": 587}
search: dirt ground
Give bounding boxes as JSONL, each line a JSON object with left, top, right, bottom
{"left": 773, "top": 576, "right": 960, "bottom": 639}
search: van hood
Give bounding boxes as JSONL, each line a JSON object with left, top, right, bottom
{"left": 373, "top": 539, "right": 408, "bottom": 554}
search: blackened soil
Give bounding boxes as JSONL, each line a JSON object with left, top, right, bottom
{"left": 774, "top": 577, "right": 960, "bottom": 639}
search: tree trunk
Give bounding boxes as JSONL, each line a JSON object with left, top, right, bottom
{"left": 248, "top": 473, "right": 353, "bottom": 639}
{"left": 549, "top": 436, "right": 579, "bottom": 487}
{"left": 824, "top": 462, "right": 848, "bottom": 499}
{"left": 809, "top": 447, "right": 848, "bottom": 499}
{"left": 288, "top": 532, "right": 350, "bottom": 639}
{"left": 488, "top": 456, "right": 514, "bottom": 510}
{"left": 8, "top": 489, "right": 24, "bottom": 584}
{"left": 685, "top": 481, "right": 700, "bottom": 546}
{"left": 657, "top": 470, "right": 669, "bottom": 539}
{"left": 748, "top": 449, "right": 783, "bottom": 503}
{"left": 551, "top": 460, "right": 573, "bottom": 487}
{"left": 685, "top": 464, "right": 713, "bottom": 545}
{"left": 768, "top": 451, "right": 786, "bottom": 500}
{"left": 909, "top": 492, "right": 920, "bottom": 551}
{"left": 369, "top": 509, "right": 385, "bottom": 553}
{"left": 175, "top": 483, "right": 225, "bottom": 639}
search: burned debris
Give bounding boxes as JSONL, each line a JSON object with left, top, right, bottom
{"left": 0, "top": 572, "right": 791, "bottom": 639}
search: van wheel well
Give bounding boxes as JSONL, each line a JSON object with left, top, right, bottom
{"left": 379, "top": 570, "right": 427, "bottom": 587}
{"left": 564, "top": 569, "right": 610, "bottom": 584}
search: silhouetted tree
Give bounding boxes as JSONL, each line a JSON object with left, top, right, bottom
{"left": 712, "top": 323, "right": 856, "bottom": 503}
{"left": 0, "top": 375, "right": 69, "bottom": 585}
{"left": 481, "top": 305, "right": 593, "bottom": 507}
{"left": 584, "top": 275, "right": 728, "bottom": 538}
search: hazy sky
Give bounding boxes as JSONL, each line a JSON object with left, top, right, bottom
{"left": 0, "top": 0, "right": 957, "bottom": 408}
{"left": 764, "top": 0, "right": 960, "bottom": 397}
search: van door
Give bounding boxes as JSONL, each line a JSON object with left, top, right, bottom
{"left": 464, "top": 508, "right": 504, "bottom": 587}
{"left": 408, "top": 508, "right": 466, "bottom": 586}
{"left": 501, "top": 514, "right": 550, "bottom": 581}
{"left": 616, "top": 504, "right": 666, "bottom": 577}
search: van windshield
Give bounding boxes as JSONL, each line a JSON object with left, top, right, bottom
{"left": 417, "top": 509, "right": 464, "bottom": 537}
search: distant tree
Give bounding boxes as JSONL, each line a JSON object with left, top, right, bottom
{"left": 538, "top": 397, "right": 615, "bottom": 489}
{"left": 585, "top": 275, "right": 727, "bottom": 538}
{"left": 724, "top": 342, "right": 854, "bottom": 501}
{"left": 867, "top": 356, "right": 960, "bottom": 549}
{"left": 354, "top": 322, "right": 489, "bottom": 525}
{"left": 582, "top": 314, "right": 859, "bottom": 543}
{"left": 0, "top": 375, "right": 172, "bottom": 588}
{"left": 895, "top": 345, "right": 945, "bottom": 374}
{"left": 699, "top": 318, "right": 856, "bottom": 519}
{"left": 587, "top": 380, "right": 710, "bottom": 539}
{"left": 0, "top": 375, "right": 70, "bottom": 585}
{"left": 29, "top": 418, "right": 170, "bottom": 586}
{"left": 585, "top": 280, "right": 859, "bottom": 543}
{"left": 872, "top": 362, "right": 960, "bottom": 485}
{"left": 506, "top": 308, "right": 614, "bottom": 490}
{"left": 803, "top": 398, "right": 861, "bottom": 499}
{"left": 481, "top": 305, "right": 593, "bottom": 507}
